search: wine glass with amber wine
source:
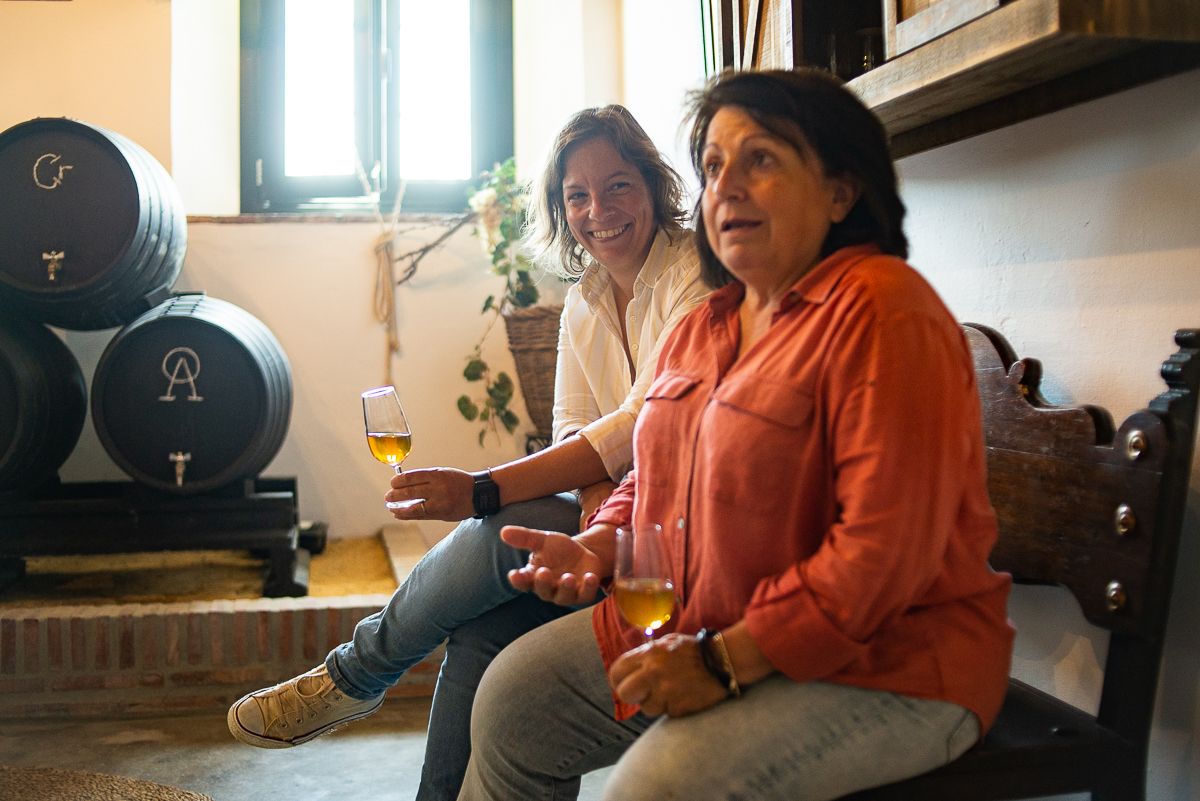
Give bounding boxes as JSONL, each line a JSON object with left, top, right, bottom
{"left": 613, "top": 524, "right": 676, "bottom": 641}
{"left": 362, "top": 386, "right": 421, "bottom": 510}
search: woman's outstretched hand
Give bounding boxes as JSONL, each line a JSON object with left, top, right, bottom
{"left": 501, "top": 525, "right": 606, "bottom": 606}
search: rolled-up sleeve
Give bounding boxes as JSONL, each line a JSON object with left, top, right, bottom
{"left": 590, "top": 469, "right": 636, "bottom": 529}
{"left": 576, "top": 377, "right": 645, "bottom": 481}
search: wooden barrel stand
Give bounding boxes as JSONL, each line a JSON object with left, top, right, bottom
{"left": 0, "top": 477, "right": 317, "bottom": 598}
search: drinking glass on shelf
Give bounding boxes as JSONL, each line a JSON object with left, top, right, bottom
{"left": 361, "top": 385, "right": 421, "bottom": 510}
{"left": 613, "top": 524, "right": 676, "bottom": 641}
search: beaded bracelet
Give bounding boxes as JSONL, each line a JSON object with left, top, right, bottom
{"left": 696, "top": 628, "right": 742, "bottom": 698}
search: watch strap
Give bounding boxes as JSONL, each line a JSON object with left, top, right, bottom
{"left": 470, "top": 469, "right": 501, "bottom": 519}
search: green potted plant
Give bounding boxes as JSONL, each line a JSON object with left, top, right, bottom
{"left": 459, "top": 159, "right": 562, "bottom": 449}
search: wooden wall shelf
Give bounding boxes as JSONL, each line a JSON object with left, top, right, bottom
{"left": 703, "top": 0, "right": 1200, "bottom": 157}
{"left": 851, "top": 0, "right": 1200, "bottom": 156}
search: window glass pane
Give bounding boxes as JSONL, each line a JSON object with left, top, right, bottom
{"left": 396, "top": 0, "right": 472, "bottom": 181}
{"left": 284, "top": 0, "right": 357, "bottom": 177}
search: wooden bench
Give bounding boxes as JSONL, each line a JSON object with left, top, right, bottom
{"left": 843, "top": 323, "right": 1200, "bottom": 801}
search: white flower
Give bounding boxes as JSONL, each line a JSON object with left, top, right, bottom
{"left": 468, "top": 186, "right": 497, "bottom": 213}
{"left": 469, "top": 187, "right": 504, "bottom": 256}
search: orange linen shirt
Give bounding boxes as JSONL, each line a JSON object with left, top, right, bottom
{"left": 592, "top": 245, "right": 1015, "bottom": 731}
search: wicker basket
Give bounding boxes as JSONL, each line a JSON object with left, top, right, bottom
{"left": 503, "top": 304, "right": 563, "bottom": 442}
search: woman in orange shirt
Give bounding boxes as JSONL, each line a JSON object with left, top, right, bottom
{"left": 458, "top": 69, "right": 1014, "bottom": 801}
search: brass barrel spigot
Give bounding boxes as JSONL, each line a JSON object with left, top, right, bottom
{"left": 42, "top": 250, "right": 65, "bottom": 282}
{"left": 169, "top": 451, "right": 192, "bottom": 487}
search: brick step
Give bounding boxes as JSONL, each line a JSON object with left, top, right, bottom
{"left": 0, "top": 524, "right": 437, "bottom": 719}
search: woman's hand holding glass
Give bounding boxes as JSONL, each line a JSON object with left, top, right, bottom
{"left": 606, "top": 524, "right": 729, "bottom": 717}
{"left": 386, "top": 467, "right": 476, "bottom": 521}
{"left": 607, "top": 632, "right": 728, "bottom": 718}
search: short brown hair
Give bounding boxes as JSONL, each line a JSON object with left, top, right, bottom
{"left": 686, "top": 69, "right": 908, "bottom": 288}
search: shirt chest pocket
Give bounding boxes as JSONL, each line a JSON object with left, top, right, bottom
{"left": 702, "top": 377, "right": 816, "bottom": 509}
{"left": 713, "top": 376, "right": 814, "bottom": 429}
{"left": 637, "top": 372, "right": 703, "bottom": 487}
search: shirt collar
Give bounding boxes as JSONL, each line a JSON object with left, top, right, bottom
{"left": 578, "top": 228, "right": 673, "bottom": 310}
{"left": 707, "top": 243, "right": 883, "bottom": 321}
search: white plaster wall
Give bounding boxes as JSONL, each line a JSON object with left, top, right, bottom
{"left": 171, "top": 0, "right": 239, "bottom": 215}
{"left": 899, "top": 68, "right": 1200, "bottom": 800}
{"left": 0, "top": 0, "right": 173, "bottom": 166}
{"left": 513, "top": 0, "right": 704, "bottom": 187}
{"left": 513, "top": 0, "right": 613, "bottom": 183}
{"left": 620, "top": 0, "right": 706, "bottom": 193}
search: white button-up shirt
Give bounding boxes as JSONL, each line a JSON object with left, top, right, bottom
{"left": 553, "top": 229, "right": 709, "bottom": 481}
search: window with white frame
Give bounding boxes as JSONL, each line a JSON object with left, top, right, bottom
{"left": 240, "top": 0, "right": 513, "bottom": 213}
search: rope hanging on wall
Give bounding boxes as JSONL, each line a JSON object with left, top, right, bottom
{"left": 373, "top": 232, "right": 401, "bottom": 386}
{"left": 364, "top": 170, "right": 406, "bottom": 388}
{"left": 361, "top": 167, "right": 476, "bottom": 387}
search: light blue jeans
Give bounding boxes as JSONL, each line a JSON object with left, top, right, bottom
{"left": 458, "top": 607, "right": 981, "bottom": 801}
{"left": 324, "top": 494, "right": 583, "bottom": 801}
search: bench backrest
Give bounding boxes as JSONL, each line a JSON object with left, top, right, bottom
{"left": 965, "top": 323, "right": 1200, "bottom": 753}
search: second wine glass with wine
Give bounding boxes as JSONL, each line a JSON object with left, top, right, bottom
{"left": 613, "top": 523, "right": 676, "bottom": 641}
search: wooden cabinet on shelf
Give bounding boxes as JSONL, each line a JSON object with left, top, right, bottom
{"left": 701, "top": 0, "right": 1200, "bottom": 157}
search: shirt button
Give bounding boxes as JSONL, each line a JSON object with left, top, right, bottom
{"left": 676, "top": 516, "right": 685, "bottom": 530}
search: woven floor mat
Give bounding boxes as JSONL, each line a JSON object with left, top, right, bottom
{"left": 0, "top": 766, "right": 214, "bottom": 801}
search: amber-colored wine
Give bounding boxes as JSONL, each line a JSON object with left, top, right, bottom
{"left": 367, "top": 432, "right": 412, "bottom": 467}
{"left": 614, "top": 577, "right": 676, "bottom": 634}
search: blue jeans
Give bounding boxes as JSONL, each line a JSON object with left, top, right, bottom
{"left": 324, "top": 494, "right": 582, "bottom": 801}
{"left": 458, "top": 607, "right": 981, "bottom": 801}
{"left": 421, "top": 593, "right": 575, "bottom": 800}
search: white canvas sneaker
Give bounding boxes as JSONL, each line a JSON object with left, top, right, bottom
{"left": 227, "top": 664, "right": 384, "bottom": 748}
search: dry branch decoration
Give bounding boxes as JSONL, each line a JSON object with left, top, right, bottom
{"left": 368, "top": 158, "right": 540, "bottom": 445}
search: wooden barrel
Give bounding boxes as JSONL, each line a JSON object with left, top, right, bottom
{"left": 0, "top": 314, "right": 88, "bottom": 496}
{"left": 0, "top": 118, "right": 186, "bottom": 330}
{"left": 90, "top": 294, "right": 292, "bottom": 495}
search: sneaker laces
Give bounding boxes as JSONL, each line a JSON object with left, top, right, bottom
{"left": 257, "top": 668, "right": 345, "bottom": 730}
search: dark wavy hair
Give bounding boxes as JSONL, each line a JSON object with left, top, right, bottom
{"left": 686, "top": 68, "right": 908, "bottom": 288}
{"left": 525, "top": 104, "right": 689, "bottom": 278}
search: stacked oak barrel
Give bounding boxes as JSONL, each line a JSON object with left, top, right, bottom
{"left": 0, "top": 118, "right": 292, "bottom": 498}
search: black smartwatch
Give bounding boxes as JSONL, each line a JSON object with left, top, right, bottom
{"left": 470, "top": 469, "right": 501, "bottom": 519}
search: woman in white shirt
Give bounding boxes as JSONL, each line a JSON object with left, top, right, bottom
{"left": 228, "top": 105, "right": 709, "bottom": 801}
